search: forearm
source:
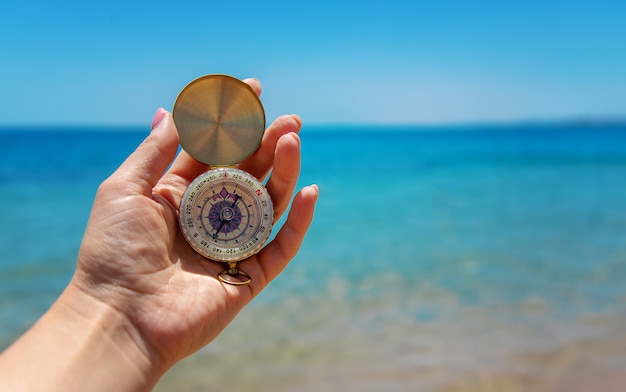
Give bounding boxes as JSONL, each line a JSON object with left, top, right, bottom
{"left": 0, "top": 284, "right": 164, "bottom": 392}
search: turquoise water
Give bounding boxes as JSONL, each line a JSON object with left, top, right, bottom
{"left": 2, "top": 124, "right": 626, "bottom": 390}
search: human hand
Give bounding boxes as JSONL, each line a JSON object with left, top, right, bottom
{"left": 71, "top": 78, "right": 317, "bottom": 378}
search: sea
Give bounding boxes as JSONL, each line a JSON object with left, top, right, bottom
{"left": 1, "top": 123, "right": 626, "bottom": 391}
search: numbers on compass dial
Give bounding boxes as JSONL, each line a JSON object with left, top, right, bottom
{"left": 179, "top": 167, "right": 274, "bottom": 262}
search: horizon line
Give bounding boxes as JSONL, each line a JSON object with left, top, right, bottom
{"left": 1, "top": 115, "right": 626, "bottom": 131}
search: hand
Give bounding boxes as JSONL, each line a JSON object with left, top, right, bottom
{"left": 0, "top": 78, "right": 318, "bottom": 391}
{"left": 77, "top": 77, "right": 317, "bottom": 362}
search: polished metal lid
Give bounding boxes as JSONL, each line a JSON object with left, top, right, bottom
{"left": 172, "top": 74, "right": 266, "bottom": 166}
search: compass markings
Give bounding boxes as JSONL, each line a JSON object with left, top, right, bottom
{"left": 179, "top": 167, "right": 274, "bottom": 262}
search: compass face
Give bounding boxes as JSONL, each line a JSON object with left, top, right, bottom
{"left": 179, "top": 167, "right": 274, "bottom": 262}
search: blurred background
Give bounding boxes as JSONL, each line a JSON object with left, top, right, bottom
{"left": 1, "top": 1, "right": 626, "bottom": 391}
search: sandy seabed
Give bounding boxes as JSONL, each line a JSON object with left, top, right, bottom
{"left": 154, "top": 296, "right": 626, "bottom": 392}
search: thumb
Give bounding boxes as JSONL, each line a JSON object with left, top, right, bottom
{"left": 107, "top": 108, "right": 180, "bottom": 196}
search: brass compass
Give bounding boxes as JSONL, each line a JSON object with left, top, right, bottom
{"left": 173, "top": 74, "right": 273, "bottom": 285}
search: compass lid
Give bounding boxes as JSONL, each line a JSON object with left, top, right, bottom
{"left": 172, "top": 74, "right": 266, "bottom": 166}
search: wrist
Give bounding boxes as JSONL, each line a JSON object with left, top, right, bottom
{"left": 75, "top": 283, "right": 169, "bottom": 386}
{"left": 0, "top": 283, "right": 168, "bottom": 391}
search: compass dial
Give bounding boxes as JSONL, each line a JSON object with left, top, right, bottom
{"left": 179, "top": 167, "right": 274, "bottom": 262}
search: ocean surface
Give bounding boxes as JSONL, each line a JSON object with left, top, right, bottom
{"left": 1, "top": 123, "right": 626, "bottom": 391}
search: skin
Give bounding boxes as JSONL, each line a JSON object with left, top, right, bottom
{"left": 0, "top": 78, "right": 318, "bottom": 391}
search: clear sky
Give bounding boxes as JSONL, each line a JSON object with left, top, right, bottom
{"left": 1, "top": 0, "right": 625, "bottom": 125}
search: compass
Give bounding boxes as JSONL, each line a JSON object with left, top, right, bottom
{"left": 173, "top": 74, "right": 273, "bottom": 285}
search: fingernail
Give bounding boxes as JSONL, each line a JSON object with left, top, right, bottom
{"left": 244, "top": 78, "right": 262, "bottom": 94}
{"left": 151, "top": 108, "right": 166, "bottom": 130}
{"left": 287, "top": 131, "right": 301, "bottom": 147}
{"left": 309, "top": 184, "right": 319, "bottom": 200}
{"left": 290, "top": 114, "right": 303, "bottom": 129}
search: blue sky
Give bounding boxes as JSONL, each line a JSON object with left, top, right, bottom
{"left": 1, "top": 0, "right": 625, "bottom": 125}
